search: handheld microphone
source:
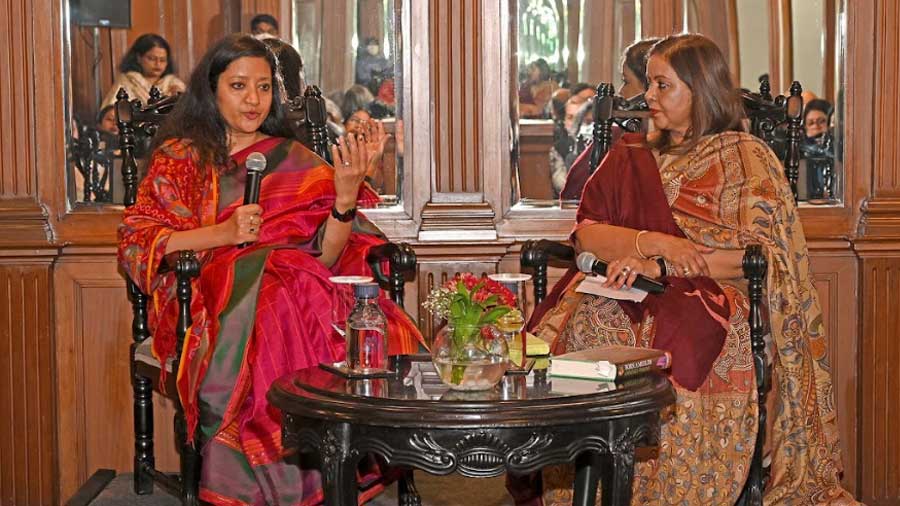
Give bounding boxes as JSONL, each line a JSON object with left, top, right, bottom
{"left": 576, "top": 251, "right": 666, "bottom": 294}
{"left": 238, "top": 152, "right": 266, "bottom": 249}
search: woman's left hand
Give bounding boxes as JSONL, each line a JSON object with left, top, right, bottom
{"left": 330, "top": 133, "right": 369, "bottom": 210}
{"left": 602, "top": 256, "right": 661, "bottom": 290}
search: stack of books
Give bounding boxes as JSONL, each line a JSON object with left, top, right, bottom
{"left": 549, "top": 345, "right": 671, "bottom": 382}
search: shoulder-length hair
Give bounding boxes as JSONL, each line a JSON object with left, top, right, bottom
{"left": 150, "top": 34, "right": 293, "bottom": 170}
{"left": 119, "top": 33, "right": 177, "bottom": 77}
{"left": 647, "top": 34, "right": 744, "bottom": 153}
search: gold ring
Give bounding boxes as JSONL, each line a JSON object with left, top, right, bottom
{"left": 683, "top": 267, "right": 691, "bottom": 275}
{"left": 622, "top": 266, "right": 632, "bottom": 275}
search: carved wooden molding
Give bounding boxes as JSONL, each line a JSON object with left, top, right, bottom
{"left": 418, "top": 202, "right": 497, "bottom": 241}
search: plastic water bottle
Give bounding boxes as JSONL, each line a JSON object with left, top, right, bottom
{"left": 345, "top": 282, "right": 388, "bottom": 372}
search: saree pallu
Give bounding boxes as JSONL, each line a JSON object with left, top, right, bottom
{"left": 533, "top": 132, "right": 857, "bottom": 505}
{"left": 119, "top": 137, "right": 423, "bottom": 505}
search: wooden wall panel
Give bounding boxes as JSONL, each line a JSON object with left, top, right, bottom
{"left": 640, "top": 0, "right": 683, "bottom": 37}
{"left": 808, "top": 249, "right": 859, "bottom": 495}
{"left": 858, "top": 253, "right": 900, "bottom": 505}
{"left": 872, "top": 0, "right": 900, "bottom": 199}
{"left": 0, "top": 259, "right": 56, "bottom": 506}
{"left": 54, "top": 255, "right": 179, "bottom": 502}
{"left": 0, "top": 0, "right": 35, "bottom": 199}
{"left": 430, "top": 0, "right": 482, "bottom": 195}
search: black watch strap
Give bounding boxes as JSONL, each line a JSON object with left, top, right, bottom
{"left": 655, "top": 257, "right": 667, "bottom": 277}
{"left": 331, "top": 205, "right": 357, "bottom": 223}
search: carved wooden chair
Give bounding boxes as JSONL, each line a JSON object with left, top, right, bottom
{"left": 116, "top": 86, "right": 418, "bottom": 506}
{"left": 520, "top": 79, "right": 809, "bottom": 506}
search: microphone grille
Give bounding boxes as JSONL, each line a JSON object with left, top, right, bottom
{"left": 576, "top": 251, "right": 597, "bottom": 273}
{"left": 246, "top": 152, "right": 267, "bottom": 172}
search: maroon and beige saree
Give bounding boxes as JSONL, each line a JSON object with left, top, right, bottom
{"left": 533, "top": 132, "right": 857, "bottom": 505}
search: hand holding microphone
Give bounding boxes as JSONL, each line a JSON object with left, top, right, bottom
{"left": 236, "top": 152, "right": 266, "bottom": 249}
{"left": 576, "top": 251, "right": 666, "bottom": 294}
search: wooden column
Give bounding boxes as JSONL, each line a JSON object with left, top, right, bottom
{"left": 580, "top": 0, "right": 616, "bottom": 86}
{"left": 641, "top": 0, "right": 683, "bottom": 37}
{"left": 419, "top": 0, "right": 495, "bottom": 241}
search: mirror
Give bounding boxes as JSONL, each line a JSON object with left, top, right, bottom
{"left": 512, "top": 0, "right": 845, "bottom": 207}
{"left": 292, "top": 0, "right": 404, "bottom": 206}
{"left": 62, "top": 0, "right": 405, "bottom": 208}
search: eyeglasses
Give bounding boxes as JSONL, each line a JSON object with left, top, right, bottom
{"left": 806, "top": 117, "right": 828, "bottom": 127}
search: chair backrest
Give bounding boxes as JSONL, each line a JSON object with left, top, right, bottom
{"left": 284, "top": 85, "right": 333, "bottom": 164}
{"left": 586, "top": 79, "right": 805, "bottom": 200}
{"left": 69, "top": 123, "right": 115, "bottom": 203}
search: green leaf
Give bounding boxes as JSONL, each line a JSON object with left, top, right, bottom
{"left": 480, "top": 306, "right": 511, "bottom": 324}
{"left": 449, "top": 300, "right": 465, "bottom": 319}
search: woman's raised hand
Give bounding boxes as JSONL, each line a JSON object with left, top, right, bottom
{"left": 330, "top": 134, "right": 369, "bottom": 209}
{"left": 221, "top": 204, "right": 263, "bottom": 245}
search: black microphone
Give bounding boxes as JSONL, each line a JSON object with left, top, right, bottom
{"left": 576, "top": 251, "right": 666, "bottom": 294}
{"left": 238, "top": 152, "right": 266, "bottom": 249}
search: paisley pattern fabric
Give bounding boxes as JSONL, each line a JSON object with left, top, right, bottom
{"left": 535, "top": 132, "right": 859, "bottom": 505}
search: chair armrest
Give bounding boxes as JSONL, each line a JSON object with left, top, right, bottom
{"left": 173, "top": 251, "right": 201, "bottom": 367}
{"left": 521, "top": 240, "right": 576, "bottom": 305}
{"left": 366, "top": 242, "right": 416, "bottom": 308}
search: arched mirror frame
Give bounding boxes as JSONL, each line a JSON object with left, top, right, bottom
{"left": 485, "top": 0, "right": 863, "bottom": 242}
{"left": 45, "top": 0, "right": 422, "bottom": 245}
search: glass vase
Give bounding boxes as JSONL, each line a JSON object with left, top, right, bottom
{"left": 430, "top": 322, "right": 509, "bottom": 391}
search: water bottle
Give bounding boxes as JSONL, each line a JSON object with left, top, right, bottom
{"left": 345, "top": 282, "right": 388, "bottom": 372}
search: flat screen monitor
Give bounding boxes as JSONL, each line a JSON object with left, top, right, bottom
{"left": 71, "top": 0, "right": 131, "bottom": 28}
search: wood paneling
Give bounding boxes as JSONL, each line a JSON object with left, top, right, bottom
{"left": 872, "top": 0, "right": 900, "bottom": 199}
{"left": 54, "top": 254, "right": 178, "bottom": 502}
{"left": 0, "top": 0, "right": 35, "bottom": 199}
{"left": 641, "top": 0, "right": 683, "bottom": 37}
{"left": 809, "top": 247, "right": 859, "bottom": 495}
{"left": 858, "top": 251, "right": 900, "bottom": 504}
{"left": 0, "top": 259, "right": 56, "bottom": 506}
{"left": 430, "top": 0, "right": 482, "bottom": 196}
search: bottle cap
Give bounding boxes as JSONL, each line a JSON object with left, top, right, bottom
{"left": 353, "top": 282, "right": 380, "bottom": 299}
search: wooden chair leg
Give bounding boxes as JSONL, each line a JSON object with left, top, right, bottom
{"left": 132, "top": 373, "right": 155, "bottom": 495}
{"left": 397, "top": 469, "right": 421, "bottom": 506}
{"left": 174, "top": 411, "right": 201, "bottom": 506}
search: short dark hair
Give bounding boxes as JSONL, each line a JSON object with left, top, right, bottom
{"left": 339, "top": 85, "right": 374, "bottom": 122}
{"left": 119, "top": 33, "right": 176, "bottom": 76}
{"left": 622, "top": 38, "right": 660, "bottom": 89}
{"left": 150, "top": 34, "right": 292, "bottom": 170}
{"left": 250, "top": 14, "right": 279, "bottom": 33}
{"left": 569, "top": 82, "right": 594, "bottom": 96}
{"left": 803, "top": 99, "right": 833, "bottom": 121}
{"left": 96, "top": 104, "right": 115, "bottom": 125}
{"left": 261, "top": 38, "right": 304, "bottom": 99}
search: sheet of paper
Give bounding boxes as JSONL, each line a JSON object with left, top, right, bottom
{"left": 575, "top": 274, "right": 648, "bottom": 302}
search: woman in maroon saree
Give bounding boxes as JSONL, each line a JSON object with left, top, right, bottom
{"left": 119, "top": 35, "right": 422, "bottom": 505}
{"left": 526, "top": 35, "right": 858, "bottom": 505}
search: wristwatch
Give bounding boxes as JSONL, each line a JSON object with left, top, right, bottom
{"left": 331, "top": 205, "right": 357, "bottom": 223}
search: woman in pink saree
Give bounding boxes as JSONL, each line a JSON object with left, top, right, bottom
{"left": 118, "top": 35, "right": 422, "bottom": 505}
{"left": 526, "top": 35, "right": 858, "bottom": 505}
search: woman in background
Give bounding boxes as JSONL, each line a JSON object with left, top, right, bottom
{"left": 101, "top": 33, "right": 185, "bottom": 108}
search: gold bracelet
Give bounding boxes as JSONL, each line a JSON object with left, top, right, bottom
{"left": 634, "top": 230, "right": 649, "bottom": 259}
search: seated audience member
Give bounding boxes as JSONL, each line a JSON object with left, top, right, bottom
{"left": 518, "top": 58, "right": 558, "bottom": 118}
{"left": 338, "top": 86, "right": 390, "bottom": 193}
{"left": 525, "top": 34, "right": 857, "bottom": 505}
{"left": 800, "top": 98, "right": 836, "bottom": 199}
{"left": 96, "top": 104, "right": 119, "bottom": 137}
{"left": 101, "top": 34, "right": 185, "bottom": 108}
{"left": 549, "top": 94, "right": 592, "bottom": 196}
{"left": 117, "top": 34, "right": 422, "bottom": 505}
{"left": 355, "top": 37, "right": 392, "bottom": 91}
{"left": 558, "top": 38, "right": 658, "bottom": 200}
{"left": 250, "top": 13, "right": 279, "bottom": 39}
{"left": 804, "top": 98, "right": 833, "bottom": 139}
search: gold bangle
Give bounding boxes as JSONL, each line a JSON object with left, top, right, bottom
{"left": 634, "top": 230, "right": 649, "bottom": 259}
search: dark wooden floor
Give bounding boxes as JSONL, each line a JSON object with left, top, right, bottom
{"left": 72, "top": 472, "right": 513, "bottom": 505}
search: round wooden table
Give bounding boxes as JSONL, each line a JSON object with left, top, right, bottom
{"left": 268, "top": 356, "right": 675, "bottom": 506}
